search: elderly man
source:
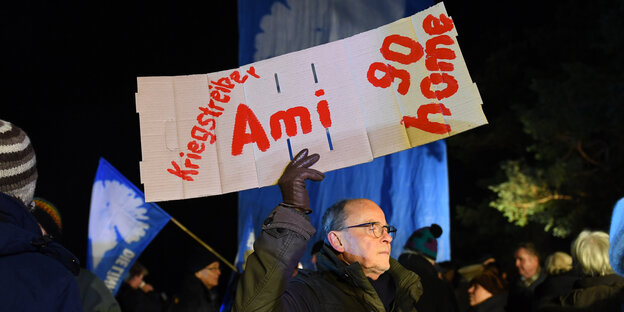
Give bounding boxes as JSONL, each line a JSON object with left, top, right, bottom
{"left": 171, "top": 248, "right": 222, "bottom": 312}
{"left": 507, "top": 243, "right": 546, "bottom": 312}
{"left": 234, "top": 149, "right": 422, "bottom": 311}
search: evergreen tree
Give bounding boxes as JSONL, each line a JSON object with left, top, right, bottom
{"left": 447, "top": 0, "right": 624, "bottom": 260}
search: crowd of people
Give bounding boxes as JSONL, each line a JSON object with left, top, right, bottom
{"left": 1, "top": 118, "right": 623, "bottom": 312}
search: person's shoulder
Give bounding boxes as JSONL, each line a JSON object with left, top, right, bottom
{"left": 0, "top": 252, "right": 81, "bottom": 310}
{"left": 391, "top": 257, "right": 422, "bottom": 281}
{"left": 389, "top": 259, "right": 424, "bottom": 299}
{"left": 607, "top": 273, "right": 624, "bottom": 284}
{"left": 289, "top": 269, "right": 341, "bottom": 294}
{"left": 291, "top": 269, "right": 325, "bottom": 284}
{"left": 11, "top": 250, "right": 76, "bottom": 279}
{"left": 283, "top": 270, "right": 326, "bottom": 307}
{"left": 287, "top": 269, "right": 363, "bottom": 310}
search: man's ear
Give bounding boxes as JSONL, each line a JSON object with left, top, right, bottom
{"left": 328, "top": 231, "right": 345, "bottom": 253}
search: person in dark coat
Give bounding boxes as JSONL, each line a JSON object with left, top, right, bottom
{"left": 467, "top": 269, "right": 507, "bottom": 312}
{"left": 169, "top": 247, "right": 222, "bottom": 312}
{"left": 537, "top": 209, "right": 624, "bottom": 312}
{"left": 560, "top": 230, "right": 624, "bottom": 311}
{"left": 0, "top": 119, "right": 83, "bottom": 311}
{"left": 507, "top": 242, "right": 547, "bottom": 312}
{"left": 534, "top": 251, "right": 579, "bottom": 310}
{"left": 116, "top": 262, "right": 165, "bottom": 312}
{"left": 31, "top": 197, "right": 121, "bottom": 312}
{"left": 399, "top": 224, "right": 459, "bottom": 312}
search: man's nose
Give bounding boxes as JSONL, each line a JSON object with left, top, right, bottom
{"left": 381, "top": 229, "right": 393, "bottom": 243}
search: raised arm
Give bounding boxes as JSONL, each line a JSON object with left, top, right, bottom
{"left": 233, "top": 149, "right": 324, "bottom": 312}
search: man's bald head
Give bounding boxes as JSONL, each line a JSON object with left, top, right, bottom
{"left": 322, "top": 199, "right": 374, "bottom": 240}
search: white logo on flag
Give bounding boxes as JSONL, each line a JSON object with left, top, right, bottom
{"left": 246, "top": 230, "right": 255, "bottom": 250}
{"left": 90, "top": 180, "right": 150, "bottom": 269}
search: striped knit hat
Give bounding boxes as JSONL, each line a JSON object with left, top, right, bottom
{"left": 32, "top": 198, "right": 63, "bottom": 241}
{"left": 0, "top": 120, "right": 37, "bottom": 206}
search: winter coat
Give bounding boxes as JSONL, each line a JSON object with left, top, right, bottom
{"left": 398, "top": 252, "right": 459, "bottom": 312}
{"left": 116, "top": 281, "right": 166, "bottom": 312}
{"left": 561, "top": 274, "right": 624, "bottom": 309}
{"left": 534, "top": 270, "right": 580, "bottom": 309}
{"left": 467, "top": 292, "right": 508, "bottom": 312}
{"left": 0, "top": 192, "right": 82, "bottom": 311}
{"left": 234, "top": 205, "right": 423, "bottom": 312}
{"left": 507, "top": 269, "right": 547, "bottom": 312}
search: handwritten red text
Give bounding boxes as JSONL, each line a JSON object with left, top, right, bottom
{"left": 367, "top": 14, "right": 458, "bottom": 134}
{"left": 231, "top": 88, "right": 332, "bottom": 156}
{"left": 167, "top": 67, "right": 261, "bottom": 181}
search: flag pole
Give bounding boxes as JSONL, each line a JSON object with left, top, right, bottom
{"left": 170, "top": 217, "right": 238, "bottom": 272}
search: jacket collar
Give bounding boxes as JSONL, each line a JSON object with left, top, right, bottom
{"left": 317, "top": 244, "right": 373, "bottom": 291}
{"left": 317, "top": 244, "right": 423, "bottom": 310}
{"left": 387, "top": 257, "right": 423, "bottom": 307}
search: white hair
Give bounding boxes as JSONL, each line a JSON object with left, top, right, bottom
{"left": 571, "top": 230, "right": 614, "bottom": 276}
{"left": 545, "top": 251, "right": 572, "bottom": 275}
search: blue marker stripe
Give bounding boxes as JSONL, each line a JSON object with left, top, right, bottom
{"left": 287, "top": 138, "right": 293, "bottom": 160}
{"left": 326, "top": 128, "right": 334, "bottom": 151}
{"left": 274, "top": 73, "right": 281, "bottom": 93}
{"left": 311, "top": 63, "right": 318, "bottom": 83}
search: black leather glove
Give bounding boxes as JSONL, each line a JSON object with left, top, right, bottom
{"left": 278, "top": 149, "right": 325, "bottom": 214}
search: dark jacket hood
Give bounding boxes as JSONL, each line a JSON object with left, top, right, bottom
{"left": 0, "top": 192, "right": 41, "bottom": 234}
{"left": 0, "top": 192, "right": 80, "bottom": 275}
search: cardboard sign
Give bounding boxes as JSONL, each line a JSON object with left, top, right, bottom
{"left": 136, "top": 2, "right": 487, "bottom": 202}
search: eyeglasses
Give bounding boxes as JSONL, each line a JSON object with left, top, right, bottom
{"left": 338, "top": 222, "right": 397, "bottom": 238}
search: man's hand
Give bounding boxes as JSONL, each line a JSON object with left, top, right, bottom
{"left": 139, "top": 281, "right": 154, "bottom": 293}
{"left": 278, "top": 149, "right": 325, "bottom": 214}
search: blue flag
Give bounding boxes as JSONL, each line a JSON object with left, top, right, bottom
{"left": 87, "top": 158, "right": 171, "bottom": 295}
{"left": 237, "top": 0, "right": 449, "bottom": 269}
{"left": 610, "top": 197, "right": 624, "bottom": 277}
{"left": 234, "top": 211, "right": 257, "bottom": 271}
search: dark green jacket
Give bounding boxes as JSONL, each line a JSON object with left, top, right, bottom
{"left": 234, "top": 205, "right": 422, "bottom": 311}
{"left": 561, "top": 274, "right": 624, "bottom": 309}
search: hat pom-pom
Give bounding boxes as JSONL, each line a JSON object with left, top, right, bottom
{"left": 430, "top": 224, "right": 442, "bottom": 238}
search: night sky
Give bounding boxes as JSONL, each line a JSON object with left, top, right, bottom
{"left": 2, "top": 0, "right": 557, "bottom": 295}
